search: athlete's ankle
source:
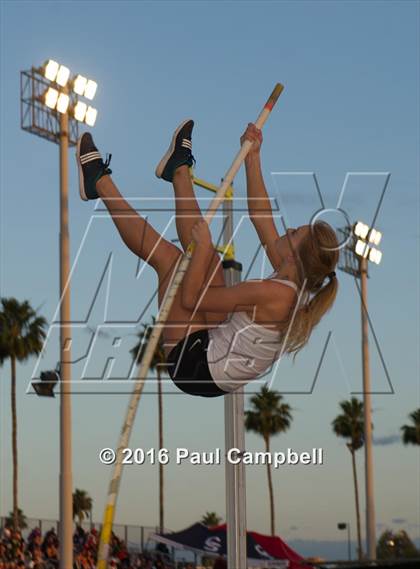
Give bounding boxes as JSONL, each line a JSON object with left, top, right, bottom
{"left": 173, "top": 164, "right": 190, "bottom": 179}
{"left": 96, "top": 174, "right": 110, "bottom": 194}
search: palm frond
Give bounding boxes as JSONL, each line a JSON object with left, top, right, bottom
{"left": 401, "top": 408, "right": 420, "bottom": 445}
{"left": 0, "top": 297, "right": 47, "bottom": 362}
{"left": 245, "top": 384, "right": 293, "bottom": 439}
{"left": 332, "top": 397, "right": 365, "bottom": 451}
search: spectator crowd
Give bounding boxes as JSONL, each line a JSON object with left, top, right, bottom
{"left": 0, "top": 526, "right": 187, "bottom": 569}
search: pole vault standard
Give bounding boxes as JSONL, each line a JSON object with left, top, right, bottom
{"left": 193, "top": 176, "right": 245, "bottom": 567}
{"left": 221, "top": 192, "right": 246, "bottom": 569}
{"left": 96, "top": 83, "right": 284, "bottom": 569}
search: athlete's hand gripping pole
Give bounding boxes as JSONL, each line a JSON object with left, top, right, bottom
{"left": 96, "top": 83, "right": 284, "bottom": 569}
{"left": 191, "top": 82, "right": 283, "bottom": 240}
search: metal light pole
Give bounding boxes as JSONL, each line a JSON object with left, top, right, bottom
{"left": 347, "top": 523, "right": 351, "bottom": 561}
{"left": 359, "top": 256, "right": 376, "bottom": 560}
{"left": 59, "top": 109, "right": 73, "bottom": 569}
{"left": 338, "top": 221, "right": 382, "bottom": 561}
{"left": 337, "top": 522, "right": 352, "bottom": 561}
{"left": 21, "top": 61, "right": 99, "bottom": 569}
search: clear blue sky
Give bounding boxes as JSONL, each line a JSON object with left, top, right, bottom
{"left": 1, "top": 0, "right": 419, "bottom": 560}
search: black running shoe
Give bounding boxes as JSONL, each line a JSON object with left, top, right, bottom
{"left": 155, "top": 119, "right": 195, "bottom": 182}
{"left": 76, "top": 133, "right": 112, "bottom": 201}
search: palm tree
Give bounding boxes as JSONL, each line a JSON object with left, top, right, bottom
{"left": 401, "top": 409, "right": 420, "bottom": 445}
{"left": 245, "top": 384, "right": 292, "bottom": 536}
{"left": 131, "top": 316, "right": 168, "bottom": 532}
{"left": 0, "top": 298, "right": 47, "bottom": 531}
{"left": 332, "top": 397, "right": 366, "bottom": 561}
{"left": 201, "top": 512, "right": 222, "bottom": 527}
{"left": 5, "top": 508, "right": 27, "bottom": 530}
{"left": 73, "top": 489, "right": 93, "bottom": 525}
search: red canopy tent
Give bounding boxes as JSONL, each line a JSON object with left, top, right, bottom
{"left": 243, "top": 526, "right": 312, "bottom": 569}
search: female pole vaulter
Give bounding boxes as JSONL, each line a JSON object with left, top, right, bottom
{"left": 76, "top": 120, "right": 338, "bottom": 397}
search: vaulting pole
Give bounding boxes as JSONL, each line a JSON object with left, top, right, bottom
{"left": 97, "top": 84, "right": 284, "bottom": 569}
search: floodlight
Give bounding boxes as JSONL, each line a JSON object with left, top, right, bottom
{"left": 32, "top": 369, "right": 59, "bottom": 398}
{"left": 45, "top": 87, "right": 59, "bottom": 109}
{"left": 44, "top": 60, "right": 59, "bottom": 81}
{"left": 369, "top": 248, "right": 382, "bottom": 265}
{"left": 354, "top": 221, "right": 369, "bottom": 240}
{"left": 56, "top": 65, "right": 70, "bottom": 87}
{"left": 84, "top": 80, "right": 97, "bottom": 100}
{"left": 337, "top": 523, "right": 347, "bottom": 530}
{"left": 85, "top": 106, "right": 97, "bottom": 126}
{"left": 73, "top": 74, "right": 88, "bottom": 96}
{"left": 56, "top": 93, "right": 70, "bottom": 114}
{"left": 369, "top": 228, "right": 382, "bottom": 246}
{"left": 74, "top": 101, "right": 87, "bottom": 122}
{"left": 355, "top": 239, "right": 369, "bottom": 258}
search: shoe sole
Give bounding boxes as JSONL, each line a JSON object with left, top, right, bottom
{"left": 155, "top": 118, "right": 193, "bottom": 179}
{"left": 76, "top": 135, "right": 88, "bottom": 201}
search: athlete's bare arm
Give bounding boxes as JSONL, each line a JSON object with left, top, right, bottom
{"left": 242, "top": 123, "right": 283, "bottom": 270}
{"left": 181, "top": 220, "right": 294, "bottom": 318}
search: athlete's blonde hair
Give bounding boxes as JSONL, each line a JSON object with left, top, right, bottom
{"left": 285, "top": 220, "right": 339, "bottom": 357}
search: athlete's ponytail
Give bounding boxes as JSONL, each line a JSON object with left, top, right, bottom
{"left": 284, "top": 221, "right": 339, "bottom": 357}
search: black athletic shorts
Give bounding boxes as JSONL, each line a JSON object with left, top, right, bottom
{"left": 166, "top": 329, "right": 227, "bottom": 398}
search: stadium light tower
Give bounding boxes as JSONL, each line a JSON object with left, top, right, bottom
{"left": 338, "top": 220, "right": 383, "bottom": 561}
{"left": 20, "top": 60, "right": 99, "bottom": 569}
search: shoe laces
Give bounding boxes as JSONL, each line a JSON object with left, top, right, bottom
{"left": 104, "top": 153, "right": 112, "bottom": 169}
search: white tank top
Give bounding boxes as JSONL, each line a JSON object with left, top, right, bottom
{"left": 207, "top": 273, "right": 306, "bottom": 393}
